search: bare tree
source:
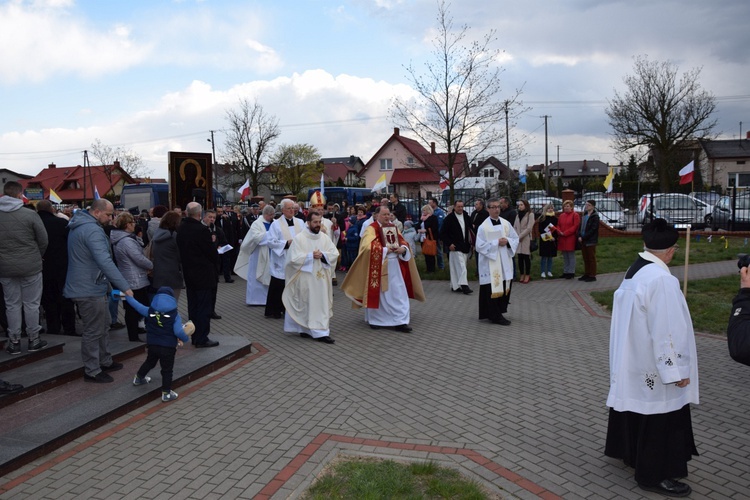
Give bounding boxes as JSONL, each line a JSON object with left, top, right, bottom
{"left": 271, "top": 143, "right": 323, "bottom": 199}
{"left": 390, "top": 0, "right": 525, "bottom": 204}
{"left": 224, "top": 98, "right": 281, "bottom": 197}
{"left": 89, "top": 139, "right": 151, "bottom": 182}
{"left": 606, "top": 55, "right": 717, "bottom": 191}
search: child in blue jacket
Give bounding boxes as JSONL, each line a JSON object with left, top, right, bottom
{"left": 125, "top": 286, "right": 192, "bottom": 402}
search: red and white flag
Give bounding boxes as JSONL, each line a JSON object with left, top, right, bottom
{"left": 237, "top": 180, "right": 251, "bottom": 201}
{"left": 439, "top": 176, "right": 449, "bottom": 190}
{"left": 679, "top": 161, "right": 694, "bottom": 185}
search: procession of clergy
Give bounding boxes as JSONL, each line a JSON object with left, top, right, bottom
{"left": 233, "top": 191, "right": 519, "bottom": 344}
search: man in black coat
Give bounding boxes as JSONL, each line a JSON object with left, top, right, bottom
{"left": 37, "top": 200, "right": 77, "bottom": 335}
{"left": 470, "top": 199, "right": 489, "bottom": 235}
{"left": 441, "top": 200, "right": 474, "bottom": 294}
{"left": 578, "top": 199, "right": 600, "bottom": 282}
{"left": 215, "top": 206, "right": 235, "bottom": 283}
{"left": 176, "top": 202, "right": 219, "bottom": 347}
{"left": 389, "top": 193, "right": 408, "bottom": 225}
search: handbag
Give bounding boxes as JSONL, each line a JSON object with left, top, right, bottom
{"left": 530, "top": 239, "right": 538, "bottom": 252}
{"left": 422, "top": 228, "right": 437, "bottom": 256}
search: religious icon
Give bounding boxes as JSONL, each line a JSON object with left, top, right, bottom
{"left": 380, "top": 224, "right": 400, "bottom": 252}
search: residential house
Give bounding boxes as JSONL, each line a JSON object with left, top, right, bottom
{"left": 468, "top": 157, "right": 516, "bottom": 183}
{"left": 20, "top": 162, "right": 135, "bottom": 205}
{"left": 698, "top": 134, "right": 750, "bottom": 190}
{"left": 321, "top": 156, "right": 365, "bottom": 186}
{"left": 360, "top": 128, "right": 469, "bottom": 199}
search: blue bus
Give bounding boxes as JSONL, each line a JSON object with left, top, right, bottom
{"left": 306, "top": 187, "right": 374, "bottom": 207}
{"left": 121, "top": 183, "right": 224, "bottom": 212}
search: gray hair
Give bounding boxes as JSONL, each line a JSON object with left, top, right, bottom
{"left": 262, "top": 205, "right": 275, "bottom": 216}
{"left": 279, "top": 198, "right": 295, "bottom": 209}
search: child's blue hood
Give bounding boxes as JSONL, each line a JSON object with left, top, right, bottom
{"left": 151, "top": 293, "right": 178, "bottom": 311}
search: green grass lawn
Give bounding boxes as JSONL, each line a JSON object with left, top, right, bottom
{"left": 303, "top": 458, "right": 496, "bottom": 499}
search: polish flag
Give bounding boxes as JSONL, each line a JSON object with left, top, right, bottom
{"left": 237, "top": 180, "right": 251, "bottom": 201}
{"left": 679, "top": 161, "right": 694, "bottom": 185}
{"left": 439, "top": 176, "right": 449, "bottom": 190}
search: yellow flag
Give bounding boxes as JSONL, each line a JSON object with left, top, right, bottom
{"left": 49, "top": 188, "right": 62, "bottom": 204}
{"left": 603, "top": 167, "right": 615, "bottom": 193}
{"left": 371, "top": 173, "right": 387, "bottom": 192}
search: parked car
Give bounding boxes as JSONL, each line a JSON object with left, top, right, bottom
{"left": 637, "top": 193, "right": 704, "bottom": 229}
{"left": 528, "top": 196, "right": 562, "bottom": 217}
{"left": 690, "top": 196, "right": 713, "bottom": 226}
{"left": 590, "top": 198, "right": 628, "bottom": 230}
{"left": 523, "top": 190, "right": 547, "bottom": 200}
{"left": 710, "top": 195, "right": 750, "bottom": 231}
{"left": 689, "top": 191, "right": 721, "bottom": 207}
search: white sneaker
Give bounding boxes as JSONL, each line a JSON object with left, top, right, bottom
{"left": 541, "top": 272, "right": 547, "bottom": 279}
{"left": 133, "top": 375, "right": 151, "bottom": 386}
{"left": 162, "top": 390, "right": 178, "bottom": 402}
{"left": 547, "top": 272, "right": 553, "bottom": 278}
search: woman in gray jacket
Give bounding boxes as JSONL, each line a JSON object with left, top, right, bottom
{"left": 111, "top": 212, "right": 153, "bottom": 341}
{"left": 150, "top": 211, "right": 185, "bottom": 300}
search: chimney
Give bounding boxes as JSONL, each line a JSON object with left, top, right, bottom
{"left": 394, "top": 127, "right": 400, "bottom": 136}
{"left": 48, "top": 162, "right": 56, "bottom": 169}
{"left": 431, "top": 142, "right": 436, "bottom": 154}
{"left": 114, "top": 160, "right": 121, "bottom": 170}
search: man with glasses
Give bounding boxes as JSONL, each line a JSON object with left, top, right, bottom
{"left": 475, "top": 198, "right": 518, "bottom": 326}
{"left": 64, "top": 198, "right": 133, "bottom": 383}
{"left": 605, "top": 219, "right": 698, "bottom": 497}
{"left": 265, "top": 198, "right": 306, "bottom": 319}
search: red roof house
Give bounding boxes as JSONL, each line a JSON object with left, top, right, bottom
{"left": 21, "top": 161, "right": 135, "bottom": 205}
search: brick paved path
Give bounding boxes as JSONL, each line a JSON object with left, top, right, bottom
{"left": 1, "top": 260, "right": 748, "bottom": 499}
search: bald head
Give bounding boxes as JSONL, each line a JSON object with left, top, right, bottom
{"left": 37, "top": 199, "right": 54, "bottom": 214}
{"left": 186, "top": 202, "right": 203, "bottom": 220}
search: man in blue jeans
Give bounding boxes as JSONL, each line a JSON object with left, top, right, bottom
{"left": 428, "top": 198, "right": 446, "bottom": 270}
{"left": 64, "top": 199, "right": 133, "bottom": 383}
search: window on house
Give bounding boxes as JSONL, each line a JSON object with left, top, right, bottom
{"left": 738, "top": 161, "right": 746, "bottom": 165}
{"left": 407, "top": 157, "right": 414, "bottom": 165}
{"left": 380, "top": 159, "right": 393, "bottom": 171}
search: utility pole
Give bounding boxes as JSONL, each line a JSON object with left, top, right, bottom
{"left": 504, "top": 100, "right": 510, "bottom": 171}
{"left": 208, "top": 130, "right": 217, "bottom": 206}
{"left": 543, "top": 116, "right": 549, "bottom": 193}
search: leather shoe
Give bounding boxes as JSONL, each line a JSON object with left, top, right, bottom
{"left": 452, "top": 287, "right": 462, "bottom": 293}
{"left": 300, "top": 333, "right": 313, "bottom": 339}
{"left": 394, "top": 324, "right": 412, "bottom": 333}
{"left": 461, "top": 285, "right": 473, "bottom": 295}
{"left": 100, "top": 361, "right": 124, "bottom": 372}
{"left": 369, "top": 324, "right": 381, "bottom": 330}
{"left": 195, "top": 340, "right": 220, "bottom": 348}
{"left": 224, "top": 279, "right": 235, "bottom": 283}
{"left": 211, "top": 313, "right": 222, "bottom": 320}
{"left": 577, "top": 275, "right": 589, "bottom": 281}
{"left": 84, "top": 372, "right": 114, "bottom": 383}
{"left": 638, "top": 479, "right": 691, "bottom": 497}
{"left": 316, "top": 336, "right": 336, "bottom": 344}
{"left": 492, "top": 315, "right": 511, "bottom": 326}
{"left": 584, "top": 276, "right": 597, "bottom": 282}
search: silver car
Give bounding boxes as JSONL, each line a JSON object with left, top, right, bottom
{"left": 637, "top": 194, "right": 703, "bottom": 229}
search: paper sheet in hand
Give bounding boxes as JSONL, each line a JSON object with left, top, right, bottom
{"left": 218, "top": 244, "right": 234, "bottom": 255}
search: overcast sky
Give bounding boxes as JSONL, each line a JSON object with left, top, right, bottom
{"left": 1, "top": 0, "right": 748, "bottom": 181}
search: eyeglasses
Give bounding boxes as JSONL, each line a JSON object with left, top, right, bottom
{"left": 488, "top": 205, "right": 500, "bottom": 209}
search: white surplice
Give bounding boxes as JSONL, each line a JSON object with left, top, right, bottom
{"left": 476, "top": 217, "right": 519, "bottom": 291}
{"left": 281, "top": 227, "right": 340, "bottom": 337}
{"left": 267, "top": 216, "right": 306, "bottom": 280}
{"left": 233, "top": 218, "right": 272, "bottom": 305}
{"left": 364, "top": 243, "right": 413, "bottom": 327}
{"left": 607, "top": 251, "right": 699, "bottom": 415}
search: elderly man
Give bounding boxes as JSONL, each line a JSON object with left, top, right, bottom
{"left": 605, "top": 219, "right": 698, "bottom": 497}
{"left": 282, "top": 212, "right": 339, "bottom": 344}
{"left": 234, "top": 205, "right": 275, "bottom": 305}
{"left": 0, "top": 181, "right": 49, "bottom": 355}
{"left": 475, "top": 198, "right": 519, "bottom": 326}
{"left": 265, "top": 199, "right": 306, "bottom": 319}
{"left": 341, "top": 206, "right": 425, "bottom": 332}
{"left": 176, "top": 202, "right": 219, "bottom": 347}
{"left": 64, "top": 199, "right": 132, "bottom": 382}
{"left": 441, "top": 200, "right": 473, "bottom": 294}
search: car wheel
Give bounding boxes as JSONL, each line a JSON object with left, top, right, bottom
{"left": 704, "top": 214, "right": 712, "bottom": 226}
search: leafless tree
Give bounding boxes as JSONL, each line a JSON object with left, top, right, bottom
{"left": 606, "top": 55, "right": 717, "bottom": 191}
{"left": 223, "top": 98, "right": 281, "bottom": 197}
{"left": 390, "top": 0, "right": 525, "bottom": 204}
{"left": 270, "top": 143, "right": 323, "bottom": 199}
{"left": 89, "top": 139, "right": 151, "bottom": 182}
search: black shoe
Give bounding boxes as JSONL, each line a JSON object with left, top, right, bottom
{"left": 137, "top": 327, "right": 147, "bottom": 334}
{"left": 6, "top": 341, "right": 21, "bottom": 355}
{"left": 461, "top": 285, "right": 473, "bottom": 295}
{"left": 300, "top": 333, "right": 313, "bottom": 339}
{"left": 84, "top": 372, "right": 114, "bottom": 383}
{"left": 369, "top": 324, "right": 381, "bottom": 330}
{"left": 195, "top": 340, "right": 220, "bottom": 348}
{"left": 109, "top": 322, "right": 125, "bottom": 330}
{"left": 584, "top": 276, "right": 597, "bottom": 282}
{"left": 577, "top": 275, "right": 589, "bottom": 281}
{"left": 394, "top": 324, "right": 413, "bottom": 333}
{"left": 564, "top": 273, "right": 574, "bottom": 279}
{"left": 492, "top": 315, "right": 511, "bottom": 326}
{"left": 638, "top": 479, "right": 691, "bottom": 497}
{"left": 0, "top": 380, "right": 24, "bottom": 394}
{"left": 101, "top": 361, "right": 124, "bottom": 372}
{"left": 316, "top": 336, "right": 335, "bottom": 344}
{"left": 332, "top": 278, "right": 338, "bottom": 286}
{"left": 452, "top": 287, "right": 462, "bottom": 293}
{"left": 224, "top": 279, "right": 235, "bottom": 283}
{"left": 211, "top": 313, "right": 222, "bottom": 320}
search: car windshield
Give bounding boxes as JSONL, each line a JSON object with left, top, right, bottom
{"left": 595, "top": 200, "right": 621, "bottom": 212}
{"left": 654, "top": 196, "right": 696, "bottom": 210}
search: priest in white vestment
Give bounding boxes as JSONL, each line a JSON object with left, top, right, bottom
{"left": 476, "top": 198, "right": 519, "bottom": 326}
{"left": 341, "top": 206, "right": 425, "bottom": 333}
{"left": 605, "top": 218, "right": 698, "bottom": 497}
{"left": 265, "top": 199, "right": 306, "bottom": 319}
{"left": 281, "top": 213, "right": 339, "bottom": 344}
{"left": 234, "top": 205, "right": 275, "bottom": 305}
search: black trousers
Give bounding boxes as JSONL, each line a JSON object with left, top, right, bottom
{"left": 265, "top": 277, "right": 286, "bottom": 317}
{"left": 137, "top": 344, "right": 177, "bottom": 392}
{"left": 124, "top": 286, "right": 149, "bottom": 341}
{"left": 41, "top": 277, "right": 76, "bottom": 335}
{"left": 186, "top": 287, "right": 212, "bottom": 345}
{"left": 478, "top": 282, "right": 511, "bottom": 321}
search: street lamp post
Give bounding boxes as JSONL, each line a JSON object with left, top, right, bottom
{"left": 208, "top": 131, "right": 218, "bottom": 207}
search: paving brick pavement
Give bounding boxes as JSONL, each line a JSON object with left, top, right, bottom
{"left": 1, "top": 259, "right": 749, "bottom": 499}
